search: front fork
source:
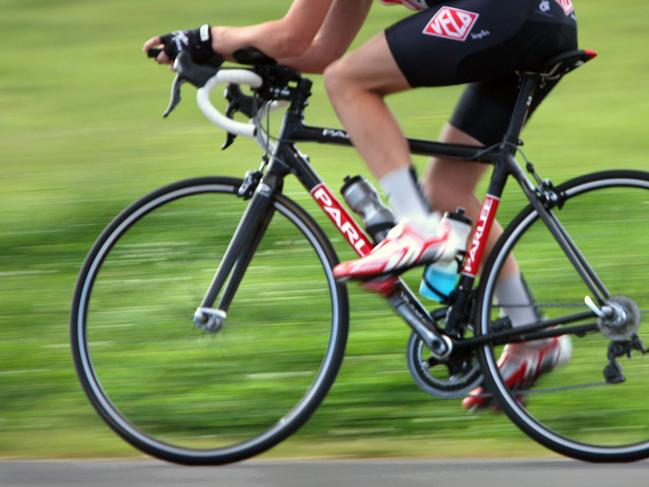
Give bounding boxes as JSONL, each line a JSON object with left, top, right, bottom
{"left": 193, "top": 171, "right": 281, "bottom": 331}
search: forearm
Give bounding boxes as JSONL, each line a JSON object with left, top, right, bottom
{"left": 280, "top": 40, "right": 339, "bottom": 74}
{"left": 211, "top": 0, "right": 334, "bottom": 61}
{"left": 212, "top": 22, "right": 307, "bottom": 61}
{"left": 280, "top": 0, "right": 373, "bottom": 73}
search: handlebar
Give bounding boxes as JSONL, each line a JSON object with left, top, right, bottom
{"left": 152, "top": 50, "right": 298, "bottom": 146}
{"left": 196, "top": 69, "right": 263, "bottom": 137}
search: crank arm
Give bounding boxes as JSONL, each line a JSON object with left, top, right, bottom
{"left": 389, "top": 283, "right": 452, "bottom": 359}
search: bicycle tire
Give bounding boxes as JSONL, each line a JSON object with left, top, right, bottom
{"left": 71, "top": 176, "right": 349, "bottom": 465}
{"left": 477, "top": 169, "right": 649, "bottom": 462}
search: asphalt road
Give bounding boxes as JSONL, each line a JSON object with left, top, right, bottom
{"left": 1, "top": 460, "right": 647, "bottom": 487}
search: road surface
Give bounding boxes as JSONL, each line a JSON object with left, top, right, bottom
{"left": 1, "top": 459, "right": 646, "bottom": 487}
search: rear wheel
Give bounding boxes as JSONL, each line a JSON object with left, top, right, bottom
{"left": 71, "top": 177, "right": 349, "bottom": 465}
{"left": 477, "top": 170, "right": 649, "bottom": 462}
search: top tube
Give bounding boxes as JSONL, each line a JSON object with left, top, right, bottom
{"left": 291, "top": 124, "right": 498, "bottom": 163}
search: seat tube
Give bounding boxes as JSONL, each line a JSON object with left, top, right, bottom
{"left": 503, "top": 75, "right": 539, "bottom": 146}
{"left": 446, "top": 161, "right": 508, "bottom": 334}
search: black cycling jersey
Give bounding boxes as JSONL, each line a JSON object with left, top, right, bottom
{"left": 380, "top": 0, "right": 431, "bottom": 10}
{"left": 384, "top": 0, "right": 578, "bottom": 145}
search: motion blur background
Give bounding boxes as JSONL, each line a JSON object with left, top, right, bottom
{"left": 1, "top": 0, "right": 648, "bottom": 458}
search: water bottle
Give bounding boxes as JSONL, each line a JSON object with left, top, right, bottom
{"left": 341, "top": 175, "right": 396, "bottom": 242}
{"left": 419, "top": 209, "right": 472, "bottom": 303}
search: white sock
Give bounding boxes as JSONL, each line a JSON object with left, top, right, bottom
{"left": 379, "top": 166, "right": 439, "bottom": 224}
{"left": 495, "top": 274, "right": 539, "bottom": 328}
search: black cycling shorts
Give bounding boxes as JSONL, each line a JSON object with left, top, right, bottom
{"left": 385, "top": 0, "right": 578, "bottom": 145}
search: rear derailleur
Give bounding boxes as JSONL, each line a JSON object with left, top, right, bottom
{"left": 603, "top": 334, "right": 649, "bottom": 384}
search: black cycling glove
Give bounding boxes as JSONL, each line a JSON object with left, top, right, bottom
{"left": 159, "top": 24, "right": 224, "bottom": 66}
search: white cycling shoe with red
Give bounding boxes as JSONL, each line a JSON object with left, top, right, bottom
{"left": 333, "top": 217, "right": 458, "bottom": 281}
{"left": 463, "top": 334, "right": 572, "bottom": 410}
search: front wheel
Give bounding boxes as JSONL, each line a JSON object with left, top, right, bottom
{"left": 71, "top": 177, "right": 349, "bottom": 465}
{"left": 477, "top": 170, "right": 649, "bottom": 462}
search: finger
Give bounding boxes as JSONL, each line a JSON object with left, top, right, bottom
{"left": 142, "top": 36, "right": 161, "bottom": 53}
{"left": 156, "top": 51, "right": 172, "bottom": 65}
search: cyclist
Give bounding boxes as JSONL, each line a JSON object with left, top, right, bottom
{"left": 143, "top": 0, "right": 576, "bottom": 408}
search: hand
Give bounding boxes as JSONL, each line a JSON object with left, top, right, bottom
{"left": 143, "top": 24, "right": 224, "bottom": 67}
{"left": 142, "top": 35, "right": 172, "bottom": 65}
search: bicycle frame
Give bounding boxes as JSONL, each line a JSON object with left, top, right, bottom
{"left": 197, "top": 74, "right": 606, "bottom": 358}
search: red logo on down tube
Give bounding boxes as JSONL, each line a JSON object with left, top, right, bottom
{"left": 463, "top": 195, "right": 500, "bottom": 277}
{"left": 311, "top": 184, "right": 373, "bottom": 257}
{"left": 423, "top": 6, "right": 480, "bottom": 42}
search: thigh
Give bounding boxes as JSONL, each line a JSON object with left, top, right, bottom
{"left": 385, "top": 0, "right": 577, "bottom": 88}
{"left": 385, "top": 0, "right": 528, "bottom": 88}
{"left": 331, "top": 32, "right": 411, "bottom": 96}
{"left": 449, "top": 75, "right": 561, "bottom": 147}
{"left": 447, "top": 0, "right": 578, "bottom": 146}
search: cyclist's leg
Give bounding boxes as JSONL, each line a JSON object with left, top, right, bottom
{"left": 324, "top": 32, "right": 412, "bottom": 181}
{"left": 325, "top": 0, "right": 539, "bottom": 223}
{"left": 326, "top": 1, "right": 530, "bottom": 279}
{"left": 423, "top": 123, "right": 519, "bottom": 280}
{"left": 324, "top": 33, "right": 436, "bottom": 226}
{"left": 324, "top": 0, "right": 527, "bottom": 182}
{"left": 328, "top": 0, "right": 577, "bottom": 279}
{"left": 435, "top": 77, "right": 577, "bottom": 408}
{"left": 424, "top": 123, "right": 542, "bottom": 336}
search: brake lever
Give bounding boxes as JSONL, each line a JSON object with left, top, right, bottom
{"left": 221, "top": 102, "right": 239, "bottom": 150}
{"left": 163, "top": 72, "right": 185, "bottom": 118}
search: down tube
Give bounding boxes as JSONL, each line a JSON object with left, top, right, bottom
{"left": 310, "top": 183, "right": 374, "bottom": 257}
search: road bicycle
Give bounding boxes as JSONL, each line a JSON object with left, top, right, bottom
{"left": 71, "top": 48, "right": 649, "bottom": 465}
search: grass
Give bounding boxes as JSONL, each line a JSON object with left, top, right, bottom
{"left": 1, "top": 0, "right": 649, "bottom": 460}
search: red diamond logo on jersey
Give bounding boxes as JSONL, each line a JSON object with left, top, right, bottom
{"left": 422, "top": 6, "right": 480, "bottom": 42}
{"left": 554, "top": 0, "right": 574, "bottom": 15}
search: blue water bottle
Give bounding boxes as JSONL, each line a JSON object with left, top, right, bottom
{"left": 419, "top": 260, "right": 461, "bottom": 303}
{"left": 419, "top": 209, "right": 472, "bottom": 303}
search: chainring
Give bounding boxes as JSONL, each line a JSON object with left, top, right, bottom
{"left": 406, "top": 331, "right": 483, "bottom": 399}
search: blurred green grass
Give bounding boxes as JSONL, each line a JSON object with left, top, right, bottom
{"left": 1, "top": 0, "right": 649, "bottom": 459}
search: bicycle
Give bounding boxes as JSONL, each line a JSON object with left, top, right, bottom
{"left": 71, "top": 48, "right": 649, "bottom": 465}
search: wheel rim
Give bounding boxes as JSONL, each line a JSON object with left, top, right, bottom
{"left": 74, "top": 183, "right": 344, "bottom": 459}
{"left": 480, "top": 176, "right": 649, "bottom": 457}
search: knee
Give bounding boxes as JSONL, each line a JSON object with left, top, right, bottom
{"left": 424, "top": 162, "right": 478, "bottom": 213}
{"left": 324, "top": 59, "right": 353, "bottom": 101}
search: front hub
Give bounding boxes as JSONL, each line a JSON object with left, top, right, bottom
{"left": 193, "top": 307, "right": 227, "bottom": 333}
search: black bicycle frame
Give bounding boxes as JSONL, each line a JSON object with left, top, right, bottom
{"left": 198, "top": 73, "right": 606, "bottom": 356}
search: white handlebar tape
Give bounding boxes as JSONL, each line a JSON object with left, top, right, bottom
{"left": 196, "top": 70, "right": 264, "bottom": 137}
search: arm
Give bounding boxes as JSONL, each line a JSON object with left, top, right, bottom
{"left": 144, "top": 0, "right": 334, "bottom": 63}
{"left": 280, "top": 0, "right": 373, "bottom": 73}
{"left": 210, "top": 0, "right": 333, "bottom": 60}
